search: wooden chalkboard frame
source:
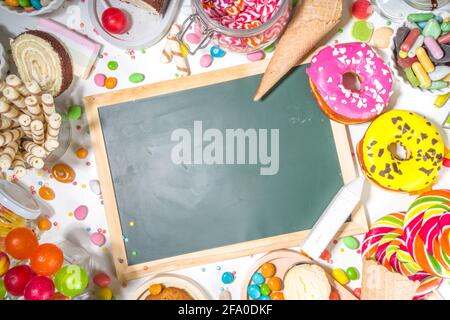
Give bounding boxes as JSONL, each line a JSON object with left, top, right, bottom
{"left": 85, "top": 59, "right": 368, "bottom": 282}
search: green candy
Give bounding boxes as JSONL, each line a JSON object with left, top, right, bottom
{"left": 18, "top": 0, "right": 31, "bottom": 6}
{"left": 0, "top": 279, "right": 6, "bottom": 300}
{"left": 264, "top": 43, "right": 276, "bottom": 53}
{"left": 107, "top": 60, "right": 118, "bottom": 70}
{"left": 429, "top": 80, "right": 448, "bottom": 90}
{"left": 346, "top": 267, "right": 359, "bottom": 281}
{"left": 422, "top": 19, "right": 441, "bottom": 39}
{"left": 404, "top": 67, "right": 420, "bottom": 87}
{"left": 442, "top": 22, "right": 450, "bottom": 34}
{"left": 407, "top": 13, "right": 434, "bottom": 23}
{"left": 351, "top": 21, "right": 374, "bottom": 43}
{"left": 343, "top": 236, "right": 359, "bottom": 250}
{"left": 129, "top": 73, "right": 145, "bottom": 83}
{"left": 259, "top": 284, "right": 271, "bottom": 296}
{"left": 68, "top": 104, "right": 82, "bottom": 120}
{"left": 55, "top": 265, "right": 89, "bottom": 297}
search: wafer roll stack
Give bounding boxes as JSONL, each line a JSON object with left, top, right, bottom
{"left": 41, "top": 93, "right": 56, "bottom": 122}
{"left": 0, "top": 80, "right": 6, "bottom": 93}
{"left": 2, "top": 86, "right": 27, "bottom": 111}
{"left": 25, "top": 80, "right": 42, "bottom": 95}
{"left": 12, "top": 153, "right": 26, "bottom": 178}
{"left": 5, "top": 75, "right": 31, "bottom": 97}
{"left": 46, "top": 113, "right": 61, "bottom": 141}
{"left": 22, "top": 141, "right": 46, "bottom": 158}
{"left": 0, "top": 100, "right": 20, "bottom": 121}
{"left": 167, "top": 24, "right": 190, "bottom": 77}
{"left": 18, "top": 114, "right": 32, "bottom": 138}
{"left": 0, "top": 141, "right": 19, "bottom": 171}
{"left": 30, "top": 120, "right": 45, "bottom": 145}
{"left": 24, "top": 96, "right": 44, "bottom": 121}
{"left": 44, "top": 139, "right": 59, "bottom": 154}
{"left": 0, "top": 129, "right": 24, "bottom": 147}
{"left": 24, "top": 152, "right": 44, "bottom": 169}
{"left": 0, "top": 118, "right": 14, "bottom": 130}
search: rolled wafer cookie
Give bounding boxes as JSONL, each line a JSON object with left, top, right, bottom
{"left": 44, "top": 139, "right": 59, "bottom": 154}
{"left": 5, "top": 75, "right": 31, "bottom": 97}
{"left": 167, "top": 24, "right": 190, "bottom": 77}
{"left": 24, "top": 152, "right": 44, "bottom": 169}
{"left": 30, "top": 120, "right": 45, "bottom": 145}
{"left": 0, "top": 129, "right": 24, "bottom": 148}
{"left": 0, "top": 117, "right": 14, "bottom": 130}
{"left": 18, "top": 114, "right": 32, "bottom": 138}
{"left": 24, "top": 96, "right": 44, "bottom": 121}
{"left": 0, "top": 141, "right": 19, "bottom": 171}
{"left": 2, "top": 86, "right": 27, "bottom": 111}
{"left": 22, "top": 140, "right": 46, "bottom": 158}
{"left": 160, "top": 37, "right": 173, "bottom": 64}
{"left": 12, "top": 153, "right": 26, "bottom": 178}
{"left": 41, "top": 93, "right": 56, "bottom": 122}
{"left": 0, "top": 80, "right": 6, "bottom": 93}
{"left": 46, "top": 113, "right": 62, "bottom": 141}
{"left": 0, "top": 100, "right": 21, "bottom": 121}
{"left": 25, "top": 80, "right": 42, "bottom": 95}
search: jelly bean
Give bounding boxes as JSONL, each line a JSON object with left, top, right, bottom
{"left": 74, "top": 205, "right": 88, "bottom": 221}
{"left": 247, "top": 50, "right": 265, "bottom": 61}
{"left": 264, "top": 43, "right": 276, "bottom": 53}
{"left": 259, "top": 295, "right": 270, "bottom": 300}
{"left": 346, "top": 267, "right": 359, "bottom": 280}
{"left": 270, "top": 292, "right": 284, "bottom": 300}
{"left": 89, "top": 179, "right": 101, "bottom": 195}
{"left": 404, "top": 67, "right": 420, "bottom": 87}
{"left": 30, "top": 0, "right": 42, "bottom": 10}
{"left": 260, "top": 263, "right": 276, "bottom": 278}
{"left": 200, "top": 54, "right": 213, "bottom": 68}
{"left": 343, "top": 236, "right": 359, "bottom": 249}
{"left": 351, "top": 0, "right": 373, "bottom": 20}
{"left": 39, "top": 186, "right": 55, "bottom": 201}
{"left": 372, "top": 26, "right": 393, "bottom": 49}
{"left": 415, "top": 47, "right": 434, "bottom": 73}
{"left": 407, "top": 35, "right": 424, "bottom": 57}
{"left": 129, "top": 73, "right": 145, "bottom": 83}
{"left": 394, "top": 27, "right": 410, "bottom": 52}
{"left": 90, "top": 232, "right": 106, "bottom": 247}
{"left": 148, "top": 283, "right": 162, "bottom": 295}
{"left": 331, "top": 268, "right": 349, "bottom": 285}
{"left": 247, "top": 284, "right": 261, "bottom": 300}
{"left": 351, "top": 20, "right": 374, "bottom": 43}
{"left": 407, "top": 13, "right": 434, "bottom": 23}
{"left": 353, "top": 288, "right": 361, "bottom": 299}
{"left": 94, "top": 73, "right": 106, "bottom": 87}
{"left": 435, "top": 16, "right": 443, "bottom": 24}
{"left": 5, "top": 0, "right": 19, "bottom": 7}
{"left": 251, "top": 272, "right": 265, "bottom": 285}
{"left": 438, "top": 32, "right": 450, "bottom": 45}
{"left": 37, "top": 218, "right": 52, "bottom": 231}
{"left": 75, "top": 147, "right": 88, "bottom": 159}
{"left": 107, "top": 60, "right": 118, "bottom": 70}
{"left": 424, "top": 36, "right": 444, "bottom": 60}
{"left": 105, "top": 77, "right": 117, "bottom": 89}
{"left": 52, "top": 163, "right": 76, "bottom": 184}
{"left": 397, "top": 55, "right": 418, "bottom": 68}
{"left": 400, "top": 28, "right": 421, "bottom": 53}
{"left": 434, "top": 93, "right": 450, "bottom": 108}
{"left": 180, "top": 43, "right": 189, "bottom": 57}
{"left": 0, "top": 252, "right": 10, "bottom": 277}
{"left": 429, "top": 80, "right": 448, "bottom": 90}
{"left": 259, "top": 283, "right": 271, "bottom": 296}
{"left": 94, "top": 273, "right": 111, "bottom": 288}
{"left": 68, "top": 104, "right": 82, "bottom": 120}
{"left": 97, "top": 287, "right": 113, "bottom": 300}
{"left": 210, "top": 46, "right": 225, "bottom": 58}
{"left": 442, "top": 22, "right": 450, "bottom": 34}
{"left": 430, "top": 44, "right": 450, "bottom": 63}
{"left": 186, "top": 33, "right": 201, "bottom": 44}
{"left": 417, "top": 21, "right": 427, "bottom": 29}
{"left": 320, "top": 249, "right": 331, "bottom": 261}
{"left": 412, "top": 62, "right": 431, "bottom": 89}
{"left": 422, "top": 19, "right": 441, "bottom": 39}
{"left": 18, "top": 0, "right": 30, "bottom": 6}
{"left": 429, "top": 65, "right": 450, "bottom": 81}
{"left": 221, "top": 271, "right": 235, "bottom": 284}
{"left": 329, "top": 291, "right": 340, "bottom": 300}
{"left": 266, "top": 277, "right": 282, "bottom": 291}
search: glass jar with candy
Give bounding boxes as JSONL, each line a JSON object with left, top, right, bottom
{"left": 177, "top": 0, "right": 292, "bottom": 54}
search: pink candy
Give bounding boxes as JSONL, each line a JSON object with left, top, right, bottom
{"left": 90, "top": 232, "right": 106, "bottom": 247}
{"left": 200, "top": 54, "right": 213, "bottom": 67}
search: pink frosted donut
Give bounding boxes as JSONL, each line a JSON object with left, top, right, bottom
{"left": 306, "top": 42, "right": 393, "bottom": 124}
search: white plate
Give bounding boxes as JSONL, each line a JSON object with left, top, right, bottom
{"left": 0, "top": 0, "right": 65, "bottom": 16}
{"left": 0, "top": 41, "right": 8, "bottom": 80}
{"left": 88, "top": 0, "right": 181, "bottom": 50}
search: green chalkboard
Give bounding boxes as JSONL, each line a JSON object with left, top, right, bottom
{"left": 97, "top": 65, "right": 344, "bottom": 266}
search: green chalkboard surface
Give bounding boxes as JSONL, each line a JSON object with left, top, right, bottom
{"left": 97, "top": 64, "right": 345, "bottom": 266}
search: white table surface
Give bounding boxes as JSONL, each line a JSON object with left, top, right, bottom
{"left": 0, "top": 0, "right": 449, "bottom": 300}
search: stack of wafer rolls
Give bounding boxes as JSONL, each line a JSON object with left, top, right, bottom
{"left": 0, "top": 75, "right": 63, "bottom": 178}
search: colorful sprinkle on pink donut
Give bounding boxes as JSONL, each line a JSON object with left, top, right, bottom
{"left": 306, "top": 42, "right": 393, "bottom": 124}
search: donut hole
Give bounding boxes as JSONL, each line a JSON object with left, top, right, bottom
{"left": 388, "top": 142, "right": 411, "bottom": 161}
{"left": 342, "top": 72, "right": 362, "bottom": 92}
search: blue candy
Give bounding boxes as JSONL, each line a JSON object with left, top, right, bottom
{"left": 210, "top": 46, "right": 226, "bottom": 58}
{"left": 247, "top": 285, "right": 261, "bottom": 300}
{"left": 221, "top": 271, "right": 235, "bottom": 284}
{"left": 30, "top": 0, "right": 42, "bottom": 10}
{"left": 259, "top": 295, "right": 271, "bottom": 300}
{"left": 435, "top": 15, "right": 443, "bottom": 24}
{"left": 417, "top": 21, "right": 427, "bottom": 29}
{"left": 251, "top": 272, "right": 265, "bottom": 285}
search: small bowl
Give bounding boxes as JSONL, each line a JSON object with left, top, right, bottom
{"left": 389, "top": 10, "right": 450, "bottom": 95}
{"left": 0, "top": 42, "right": 8, "bottom": 80}
{"left": 0, "top": 0, "right": 65, "bottom": 16}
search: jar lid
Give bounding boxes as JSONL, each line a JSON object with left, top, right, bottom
{"left": 0, "top": 180, "right": 41, "bottom": 220}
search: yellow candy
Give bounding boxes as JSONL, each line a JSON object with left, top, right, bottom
{"left": 443, "top": 73, "right": 450, "bottom": 82}
{"left": 434, "top": 93, "right": 450, "bottom": 108}
{"left": 179, "top": 43, "right": 189, "bottom": 57}
{"left": 415, "top": 47, "right": 435, "bottom": 73}
{"left": 5, "top": 0, "right": 20, "bottom": 6}
{"left": 97, "top": 287, "right": 113, "bottom": 300}
{"left": 412, "top": 62, "right": 431, "bottom": 89}
{"left": 398, "top": 50, "right": 408, "bottom": 59}
{"left": 331, "top": 268, "right": 350, "bottom": 285}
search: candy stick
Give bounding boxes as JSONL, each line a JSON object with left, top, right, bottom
{"left": 434, "top": 93, "right": 450, "bottom": 108}
{"left": 44, "top": 139, "right": 59, "bottom": 154}
{"left": 0, "top": 141, "right": 19, "bottom": 171}
{"left": 0, "top": 100, "right": 21, "bottom": 121}
{"left": 18, "top": 114, "right": 32, "bottom": 138}
{"left": 24, "top": 96, "right": 44, "bottom": 121}
{"left": 2, "top": 87, "right": 27, "bottom": 111}
{"left": 0, "top": 117, "right": 14, "bottom": 130}
{"left": 24, "top": 80, "right": 42, "bottom": 95}
{"left": 0, "top": 128, "right": 24, "bottom": 147}
{"left": 41, "top": 93, "right": 56, "bottom": 122}
{"left": 12, "top": 153, "right": 26, "bottom": 178}
{"left": 22, "top": 141, "right": 47, "bottom": 158}
{"left": 167, "top": 24, "right": 190, "bottom": 77}
{"left": 160, "top": 38, "right": 173, "bottom": 64}
{"left": 24, "top": 152, "right": 44, "bottom": 169}
{"left": 46, "top": 113, "right": 62, "bottom": 141}
{"left": 30, "top": 120, "right": 45, "bottom": 145}
{"left": 5, "top": 75, "right": 31, "bottom": 97}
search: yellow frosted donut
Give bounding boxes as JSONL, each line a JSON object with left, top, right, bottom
{"left": 357, "top": 110, "right": 444, "bottom": 193}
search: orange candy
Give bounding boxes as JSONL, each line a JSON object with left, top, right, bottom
{"left": 266, "top": 277, "right": 283, "bottom": 291}
{"left": 52, "top": 163, "right": 76, "bottom": 184}
{"left": 270, "top": 292, "right": 284, "bottom": 300}
{"left": 38, "top": 186, "right": 55, "bottom": 201}
{"left": 37, "top": 218, "right": 52, "bottom": 231}
{"left": 75, "top": 147, "right": 88, "bottom": 159}
{"left": 329, "top": 291, "right": 340, "bottom": 300}
{"left": 149, "top": 283, "right": 163, "bottom": 295}
{"left": 105, "top": 77, "right": 118, "bottom": 89}
{"left": 260, "top": 262, "right": 276, "bottom": 278}
{"left": 5, "top": 227, "right": 38, "bottom": 260}
{"left": 30, "top": 243, "right": 64, "bottom": 276}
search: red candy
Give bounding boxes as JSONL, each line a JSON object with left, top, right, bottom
{"left": 4, "top": 265, "right": 34, "bottom": 296}
{"left": 101, "top": 7, "right": 129, "bottom": 34}
{"left": 396, "top": 55, "right": 419, "bottom": 68}
{"left": 400, "top": 28, "right": 421, "bottom": 53}
{"left": 351, "top": 0, "right": 373, "bottom": 20}
{"left": 24, "top": 276, "right": 55, "bottom": 300}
